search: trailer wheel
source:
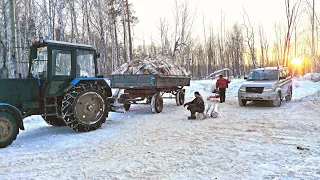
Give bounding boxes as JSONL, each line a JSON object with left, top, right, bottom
{"left": 175, "top": 90, "right": 185, "bottom": 106}
{"left": 0, "top": 111, "right": 19, "bottom": 148}
{"left": 151, "top": 94, "right": 163, "bottom": 113}
{"left": 62, "top": 84, "right": 108, "bottom": 132}
{"left": 124, "top": 104, "right": 131, "bottom": 111}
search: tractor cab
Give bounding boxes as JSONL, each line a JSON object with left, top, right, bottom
{"left": 29, "top": 40, "right": 99, "bottom": 97}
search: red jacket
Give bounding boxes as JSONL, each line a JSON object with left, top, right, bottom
{"left": 216, "top": 78, "right": 230, "bottom": 89}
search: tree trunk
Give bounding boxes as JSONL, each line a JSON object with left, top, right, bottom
{"left": 125, "top": 0, "right": 132, "bottom": 59}
{"left": 121, "top": 0, "right": 130, "bottom": 61}
{"left": 59, "top": 0, "right": 64, "bottom": 41}
{"left": 9, "top": 0, "right": 18, "bottom": 78}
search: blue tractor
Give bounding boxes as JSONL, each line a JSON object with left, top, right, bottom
{"left": 0, "top": 40, "right": 112, "bottom": 148}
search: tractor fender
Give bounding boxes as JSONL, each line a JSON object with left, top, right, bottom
{"left": 64, "top": 78, "right": 112, "bottom": 97}
{"left": 0, "top": 103, "right": 25, "bottom": 130}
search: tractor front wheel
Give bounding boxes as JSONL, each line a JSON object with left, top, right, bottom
{"left": 62, "top": 84, "right": 108, "bottom": 132}
{"left": 0, "top": 111, "right": 19, "bottom": 148}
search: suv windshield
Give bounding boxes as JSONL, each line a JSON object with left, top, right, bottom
{"left": 247, "top": 70, "right": 279, "bottom": 81}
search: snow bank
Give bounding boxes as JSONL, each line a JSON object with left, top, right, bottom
{"left": 292, "top": 79, "right": 320, "bottom": 101}
{"left": 303, "top": 73, "right": 320, "bottom": 81}
{"left": 185, "top": 77, "right": 320, "bottom": 102}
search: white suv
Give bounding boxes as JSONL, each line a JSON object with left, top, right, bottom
{"left": 238, "top": 66, "right": 292, "bottom": 107}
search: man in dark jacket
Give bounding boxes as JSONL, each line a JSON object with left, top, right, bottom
{"left": 184, "top": 91, "right": 205, "bottom": 119}
{"left": 216, "top": 74, "right": 230, "bottom": 103}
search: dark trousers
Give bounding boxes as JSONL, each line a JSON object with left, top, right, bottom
{"left": 187, "top": 104, "right": 201, "bottom": 117}
{"left": 219, "top": 88, "right": 226, "bottom": 103}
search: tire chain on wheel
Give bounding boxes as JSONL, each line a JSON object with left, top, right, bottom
{"left": 44, "top": 96, "right": 67, "bottom": 126}
{"left": 61, "top": 84, "right": 108, "bottom": 132}
{"left": 44, "top": 116, "right": 66, "bottom": 126}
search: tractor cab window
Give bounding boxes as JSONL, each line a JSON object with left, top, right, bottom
{"left": 31, "top": 46, "right": 48, "bottom": 78}
{"left": 52, "top": 50, "right": 72, "bottom": 76}
{"left": 76, "top": 50, "right": 95, "bottom": 77}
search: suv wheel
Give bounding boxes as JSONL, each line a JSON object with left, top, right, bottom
{"left": 285, "top": 87, "right": 292, "bottom": 101}
{"left": 238, "top": 99, "right": 247, "bottom": 106}
{"left": 272, "top": 92, "right": 281, "bottom": 107}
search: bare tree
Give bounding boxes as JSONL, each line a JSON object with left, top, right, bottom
{"left": 9, "top": 0, "right": 18, "bottom": 77}
{"left": 158, "top": 17, "right": 170, "bottom": 56}
{"left": 125, "top": 0, "right": 132, "bottom": 59}
{"left": 172, "top": 0, "right": 195, "bottom": 68}
{"left": 0, "top": 0, "right": 9, "bottom": 78}
{"left": 283, "top": 0, "right": 302, "bottom": 66}
{"left": 242, "top": 7, "right": 257, "bottom": 68}
{"left": 258, "top": 24, "right": 270, "bottom": 67}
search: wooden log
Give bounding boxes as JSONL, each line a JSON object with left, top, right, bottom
{"left": 204, "top": 104, "right": 210, "bottom": 115}
{"left": 206, "top": 104, "right": 215, "bottom": 117}
{"left": 196, "top": 112, "right": 206, "bottom": 120}
{"left": 211, "top": 103, "right": 218, "bottom": 118}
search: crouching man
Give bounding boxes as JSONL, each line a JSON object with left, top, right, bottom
{"left": 184, "top": 91, "right": 205, "bottom": 119}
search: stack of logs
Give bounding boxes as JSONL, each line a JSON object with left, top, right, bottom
{"left": 112, "top": 57, "right": 190, "bottom": 76}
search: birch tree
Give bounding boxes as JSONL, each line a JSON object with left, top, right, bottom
{"left": 283, "top": 0, "right": 302, "bottom": 66}
{"left": 9, "top": 0, "right": 18, "bottom": 78}
{"left": 242, "top": 8, "right": 257, "bottom": 68}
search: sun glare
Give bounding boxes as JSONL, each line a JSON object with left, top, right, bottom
{"left": 291, "top": 57, "right": 303, "bottom": 67}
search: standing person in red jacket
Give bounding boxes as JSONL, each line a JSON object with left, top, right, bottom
{"left": 216, "top": 74, "right": 230, "bottom": 103}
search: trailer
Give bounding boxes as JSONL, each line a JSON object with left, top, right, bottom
{"left": 109, "top": 74, "right": 190, "bottom": 113}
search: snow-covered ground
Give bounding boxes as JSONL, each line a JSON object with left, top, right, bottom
{"left": 1, "top": 77, "right": 320, "bottom": 179}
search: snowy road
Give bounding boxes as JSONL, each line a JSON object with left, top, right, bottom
{"left": 1, "top": 79, "right": 320, "bottom": 179}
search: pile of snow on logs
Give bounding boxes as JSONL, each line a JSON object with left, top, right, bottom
{"left": 112, "top": 57, "right": 190, "bottom": 76}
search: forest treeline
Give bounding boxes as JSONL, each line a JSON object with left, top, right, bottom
{"left": 0, "top": 0, "right": 319, "bottom": 78}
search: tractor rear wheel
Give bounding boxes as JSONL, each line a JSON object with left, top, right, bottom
{"left": 0, "top": 111, "right": 19, "bottom": 148}
{"left": 62, "top": 84, "right": 108, "bottom": 132}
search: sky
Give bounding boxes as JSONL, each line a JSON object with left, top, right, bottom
{"left": 130, "top": 0, "right": 289, "bottom": 45}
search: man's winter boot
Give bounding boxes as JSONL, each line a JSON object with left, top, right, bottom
{"left": 188, "top": 116, "right": 196, "bottom": 119}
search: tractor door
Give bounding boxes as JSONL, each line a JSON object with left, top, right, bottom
{"left": 46, "top": 47, "right": 74, "bottom": 97}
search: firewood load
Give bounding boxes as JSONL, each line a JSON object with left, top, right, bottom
{"left": 112, "top": 58, "right": 190, "bottom": 76}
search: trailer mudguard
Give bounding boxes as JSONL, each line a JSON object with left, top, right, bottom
{"left": 0, "top": 103, "right": 24, "bottom": 130}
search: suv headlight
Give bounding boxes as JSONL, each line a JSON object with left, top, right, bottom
{"left": 264, "top": 85, "right": 275, "bottom": 91}
{"left": 239, "top": 85, "right": 246, "bottom": 91}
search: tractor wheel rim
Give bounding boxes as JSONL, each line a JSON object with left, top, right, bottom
{"left": 75, "top": 92, "right": 105, "bottom": 125}
{"left": 0, "top": 118, "right": 12, "bottom": 141}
